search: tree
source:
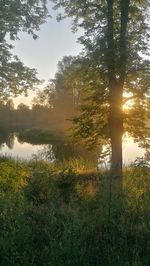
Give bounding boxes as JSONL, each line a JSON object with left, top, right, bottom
{"left": 0, "top": 0, "right": 49, "bottom": 98}
{"left": 51, "top": 0, "right": 150, "bottom": 178}
{"left": 17, "top": 103, "right": 30, "bottom": 111}
{"left": 33, "top": 56, "right": 80, "bottom": 131}
{"left": 52, "top": 56, "right": 79, "bottom": 117}
{"left": 5, "top": 99, "right": 14, "bottom": 110}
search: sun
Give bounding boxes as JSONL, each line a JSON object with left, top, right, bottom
{"left": 123, "top": 101, "right": 133, "bottom": 111}
{"left": 123, "top": 93, "right": 134, "bottom": 111}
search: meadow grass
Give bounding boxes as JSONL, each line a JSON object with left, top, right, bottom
{"left": 0, "top": 157, "right": 150, "bottom": 266}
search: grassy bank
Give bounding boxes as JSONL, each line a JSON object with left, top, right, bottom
{"left": 0, "top": 157, "right": 150, "bottom": 266}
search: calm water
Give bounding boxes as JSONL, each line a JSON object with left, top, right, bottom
{"left": 0, "top": 133, "right": 146, "bottom": 165}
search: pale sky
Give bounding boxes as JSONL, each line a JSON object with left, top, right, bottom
{"left": 12, "top": 4, "right": 83, "bottom": 107}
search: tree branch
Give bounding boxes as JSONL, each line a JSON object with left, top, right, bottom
{"left": 119, "top": 0, "right": 130, "bottom": 84}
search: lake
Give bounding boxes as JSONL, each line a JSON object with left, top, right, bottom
{"left": 0, "top": 131, "right": 146, "bottom": 165}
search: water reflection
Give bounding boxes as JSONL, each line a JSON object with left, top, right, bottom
{"left": 0, "top": 129, "right": 14, "bottom": 149}
{"left": 0, "top": 128, "right": 147, "bottom": 165}
{"left": 123, "top": 136, "right": 145, "bottom": 165}
{"left": 0, "top": 131, "right": 99, "bottom": 163}
{"left": 1, "top": 136, "right": 42, "bottom": 159}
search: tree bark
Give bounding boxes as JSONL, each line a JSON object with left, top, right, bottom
{"left": 106, "top": 0, "right": 123, "bottom": 179}
{"left": 106, "top": 0, "right": 130, "bottom": 179}
{"left": 109, "top": 82, "right": 123, "bottom": 179}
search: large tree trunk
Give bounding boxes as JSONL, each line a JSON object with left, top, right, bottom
{"left": 106, "top": 0, "right": 129, "bottom": 181}
{"left": 109, "top": 82, "right": 123, "bottom": 180}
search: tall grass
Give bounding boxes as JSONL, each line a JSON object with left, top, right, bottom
{"left": 0, "top": 157, "right": 150, "bottom": 266}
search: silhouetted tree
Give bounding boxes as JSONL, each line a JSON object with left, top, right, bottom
{"left": 51, "top": 0, "right": 150, "bottom": 179}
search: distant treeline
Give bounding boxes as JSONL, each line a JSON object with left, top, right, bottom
{"left": 0, "top": 97, "right": 76, "bottom": 132}
{"left": 0, "top": 101, "right": 52, "bottom": 128}
{"left": 0, "top": 101, "right": 71, "bottom": 131}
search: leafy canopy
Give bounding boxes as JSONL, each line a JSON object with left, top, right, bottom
{"left": 0, "top": 0, "right": 49, "bottom": 98}
{"left": 51, "top": 0, "right": 150, "bottom": 149}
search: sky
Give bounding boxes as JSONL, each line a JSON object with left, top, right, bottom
{"left": 12, "top": 4, "right": 83, "bottom": 107}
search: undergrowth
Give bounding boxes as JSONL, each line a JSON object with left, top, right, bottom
{"left": 0, "top": 157, "right": 150, "bottom": 266}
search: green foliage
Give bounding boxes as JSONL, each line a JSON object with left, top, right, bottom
{"left": 0, "top": 159, "right": 31, "bottom": 265}
{"left": 0, "top": 43, "right": 40, "bottom": 98}
{"left": 0, "top": 193, "right": 32, "bottom": 266}
{"left": 0, "top": 0, "right": 49, "bottom": 40}
{"left": 0, "top": 160, "right": 30, "bottom": 194}
{"left": 0, "top": 0, "right": 49, "bottom": 97}
{"left": 0, "top": 158, "right": 150, "bottom": 265}
{"left": 50, "top": 0, "right": 150, "bottom": 153}
{"left": 33, "top": 56, "right": 80, "bottom": 132}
